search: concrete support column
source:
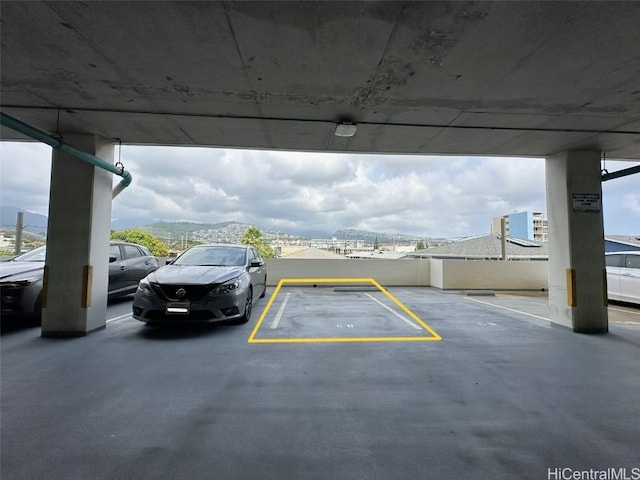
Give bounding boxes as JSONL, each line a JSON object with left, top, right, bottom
{"left": 545, "top": 150, "right": 608, "bottom": 333}
{"left": 41, "top": 135, "right": 114, "bottom": 337}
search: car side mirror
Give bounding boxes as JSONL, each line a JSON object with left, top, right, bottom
{"left": 250, "top": 260, "right": 264, "bottom": 267}
{"left": 109, "top": 255, "right": 117, "bottom": 263}
{"left": 166, "top": 258, "right": 175, "bottom": 265}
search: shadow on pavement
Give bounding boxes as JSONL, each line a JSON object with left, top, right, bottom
{"left": 135, "top": 321, "right": 241, "bottom": 340}
{"left": 0, "top": 317, "right": 40, "bottom": 335}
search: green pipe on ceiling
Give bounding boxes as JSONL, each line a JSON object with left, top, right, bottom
{"left": 0, "top": 111, "right": 131, "bottom": 198}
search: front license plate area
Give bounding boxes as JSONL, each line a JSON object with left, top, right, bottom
{"left": 166, "top": 302, "right": 190, "bottom": 315}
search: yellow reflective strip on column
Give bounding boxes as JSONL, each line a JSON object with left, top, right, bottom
{"left": 82, "top": 265, "right": 93, "bottom": 308}
{"left": 42, "top": 265, "right": 49, "bottom": 308}
{"left": 566, "top": 269, "right": 576, "bottom": 307}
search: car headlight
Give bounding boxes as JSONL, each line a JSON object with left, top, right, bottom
{"left": 0, "top": 277, "right": 40, "bottom": 288}
{"left": 137, "top": 278, "right": 153, "bottom": 294}
{"left": 212, "top": 278, "right": 243, "bottom": 295}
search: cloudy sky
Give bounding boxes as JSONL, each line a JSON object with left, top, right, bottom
{"left": 0, "top": 141, "right": 638, "bottom": 239}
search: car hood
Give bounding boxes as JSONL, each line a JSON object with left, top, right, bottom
{"left": 0, "top": 261, "right": 44, "bottom": 281}
{"left": 147, "top": 265, "right": 245, "bottom": 285}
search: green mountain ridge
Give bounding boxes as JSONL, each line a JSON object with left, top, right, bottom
{"left": 124, "top": 222, "right": 438, "bottom": 245}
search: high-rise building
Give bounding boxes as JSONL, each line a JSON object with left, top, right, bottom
{"left": 492, "top": 212, "right": 548, "bottom": 242}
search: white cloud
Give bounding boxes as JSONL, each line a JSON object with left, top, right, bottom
{"left": 1, "top": 142, "right": 638, "bottom": 238}
{"left": 622, "top": 194, "right": 640, "bottom": 214}
{"left": 601, "top": 161, "right": 640, "bottom": 236}
{"left": 0, "top": 142, "right": 52, "bottom": 216}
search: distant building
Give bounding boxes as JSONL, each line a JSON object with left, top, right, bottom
{"left": 308, "top": 238, "right": 366, "bottom": 255}
{"left": 279, "top": 247, "right": 346, "bottom": 259}
{"left": 492, "top": 211, "right": 547, "bottom": 242}
{"left": 604, "top": 236, "right": 640, "bottom": 252}
{"left": 347, "top": 251, "right": 406, "bottom": 260}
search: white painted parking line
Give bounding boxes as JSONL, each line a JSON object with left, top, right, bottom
{"left": 270, "top": 292, "right": 291, "bottom": 329}
{"left": 467, "top": 297, "right": 640, "bottom": 325}
{"left": 106, "top": 313, "right": 132, "bottom": 324}
{"left": 465, "top": 297, "right": 550, "bottom": 323}
{"left": 364, "top": 293, "right": 422, "bottom": 330}
{"left": 609, "top": 307, "right": 640, "bottom": 316}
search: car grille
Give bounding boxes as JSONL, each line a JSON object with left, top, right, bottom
{"left": 150, "top": 283, "right": 217, "bottom": 302}
{"left": 144, "top": 310, "right": 217, "bottom": 321}
{"left": 0, "top": 286, "right": 26, "bottom": 314}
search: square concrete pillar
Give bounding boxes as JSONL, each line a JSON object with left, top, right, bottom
{"left": 41, "top": 135, "right": 114, "bottom": 336}
{"left": 545, "top": 150, "right": 608, "bottom": 333}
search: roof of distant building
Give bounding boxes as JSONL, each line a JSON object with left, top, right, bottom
{"left": 605, "top": 235, "right": 640, "bottom": 247}
{"left": 404, "top": 234, "right": 549, "bottom": 260}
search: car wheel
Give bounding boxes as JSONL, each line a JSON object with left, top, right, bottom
{"left": 237, "top": 287, "right": 253, "bottom": 324}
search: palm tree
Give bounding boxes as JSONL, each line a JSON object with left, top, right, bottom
{"left": 241, "top": 227, "right": 276, "bottom": 258}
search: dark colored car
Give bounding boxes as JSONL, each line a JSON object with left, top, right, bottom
{"left": 0, "top": 242, "right": 159, "bottom": 322}
{"left": 132, "top": 244, "right": 267, "bottom": 325}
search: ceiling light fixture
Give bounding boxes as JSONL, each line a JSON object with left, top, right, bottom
{"left": 334, "top": 122, "right": 357, "bottom": 137}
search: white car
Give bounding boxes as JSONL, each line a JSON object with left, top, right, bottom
{"left": 605, "top": 251, "right": 640, "bottom": 305}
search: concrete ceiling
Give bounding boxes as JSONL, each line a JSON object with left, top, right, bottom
{"left": 1, "top": 1, "right": 640, "bottom": 159}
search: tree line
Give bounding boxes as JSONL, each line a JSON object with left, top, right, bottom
{"left": 111, "top": 226, "right": 276, "bottom": 258}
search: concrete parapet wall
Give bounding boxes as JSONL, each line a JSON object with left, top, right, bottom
{"left": 429, "top": 259, "right": 444, "bottom": 289}
{"left": 264, "top": 259, "right": 430, "bottom": 286}
{"left": 435, "top": 259, "right": 548, "bottom": 290}
{"left": 264, "top": 258, "right": 548, "bottom": 290}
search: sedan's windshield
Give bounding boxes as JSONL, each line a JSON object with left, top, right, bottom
{"left": 12, "top": 246, "right": 47, "bottom": 262}
{"left": 173, "top": 246, "right": 246, "bottom": 267}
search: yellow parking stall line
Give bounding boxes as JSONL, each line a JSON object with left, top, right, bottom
{"left": 370, "top": 279, "right": 442, "bottom": 339}
{"left": 248, "top": 278, "right": 441, "bottom": 344}
{"left": 250, "top": 336, "right": 442, "bottom": 344}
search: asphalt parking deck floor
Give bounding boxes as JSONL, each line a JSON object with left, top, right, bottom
{"left": 2, "top": 288, "right": 639, "bottom": 480}
{"left": 250, "top": 283, "right": 440, "bottom": 343}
